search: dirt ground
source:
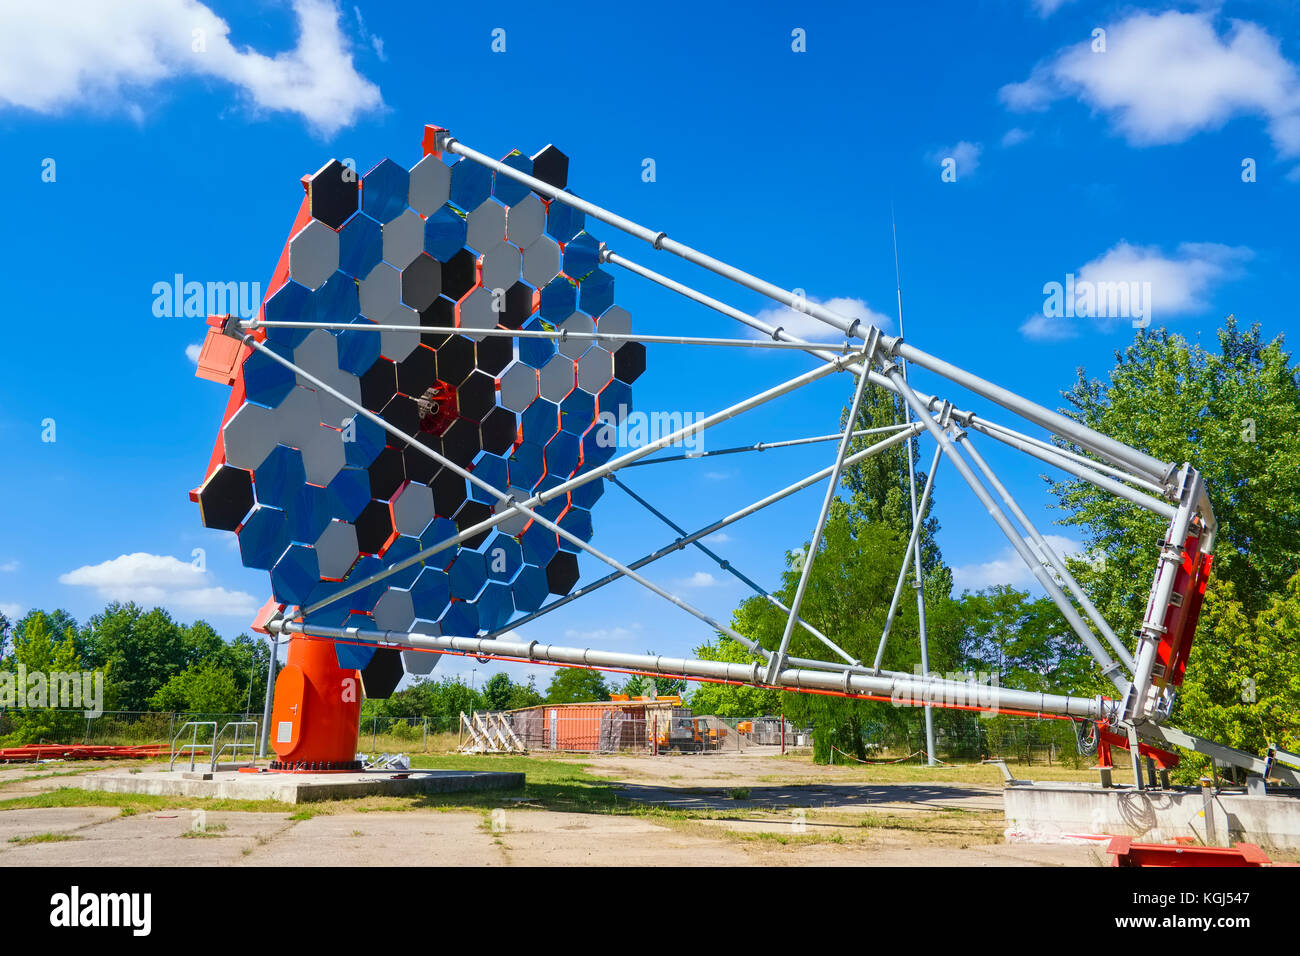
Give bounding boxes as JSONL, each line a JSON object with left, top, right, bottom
{"left": 0, "top": 750, "right": 1107, "bottom": 867}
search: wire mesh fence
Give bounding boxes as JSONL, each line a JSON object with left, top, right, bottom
{"left": 844, "top": 714, "right": 1089, "bottom": 766}
{"left": 456, "top": 707, "right": 815, "bottom": 755}
{"left": 0, "top": 710, "right": 262, "bottom": 748}
{"left": 1, "top": 706, "right": 1089, "bottom": 766}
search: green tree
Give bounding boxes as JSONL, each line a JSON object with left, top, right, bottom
{"left": 1052, "top": 320, "right": 1300, "bottom": 626}
{"left": 148, "top": 661, "right": 243, "bottom": 714}
{"left": 0, "top": 612, "right": 88, "bottom": 744}
{"left": 731, "top": 500, "right": 963, "bottom": 762}
{"left": 617, "top": 660, "right": 685, "bottom": 699}
{"left": 481, "top": 672, "right": 514, "bottom": 711}
{"left": 1173, "top": 572, "right": 1300, "bottom": 776}
{"left": 83, "top": 604, "right": 191, "bottom": 711}
{"left": 505, "top": 675, "right": 544, "bottom": 711}
{"left": 545, "top": 667, "right": 610, "bottom": 703}
{"left": 842, "top": 384, "right": 948, "bottom": 585}
{"left": 364, "top": 677, "right": 485, "bottom": 732}
{"left": 957, "top": 586, "right": 1104, "bottom": 698}
{"left": 687, "top": 637, "right": 782, "bottom": 717}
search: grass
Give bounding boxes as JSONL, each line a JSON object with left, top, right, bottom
{"left": 0, "top": 788, "right": 290, "bottom": 815}
{"left": 8, "top": 832, "right": 83, "bottom": 845}
{"left": 0, "top": 750, "right": 1104, "bottom": 849}
{"left": 180, "top": 823, "right": 228, "bottom": 839}
{"left": 0, "top": 769, "right": 96, "bottom": 790}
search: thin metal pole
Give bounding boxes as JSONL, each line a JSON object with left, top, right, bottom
{"left": 968, "top": 421, "right": 1176, "bottom": 520}
{"left": 272, "top": 618, "right": 1107, "bottom": 718}
{"left": 440, "top": 131, "right": 882, "bottom": 344}
{"left": 894, "top": 341, "right": 1172, "bottom": 483}
{"left": 765, "top": 337, "right": 879, "bottom": 683}
{"left": 482, "top": 425, "right": 926, "bottom": 678}
{"left": 243, "top": 320, "right": 836, "bottom": 352}
{"left": 444, "top": 130, "right": 1174, "bottom": 485}
{"left": 243, "top": 333, "right": 821, "bottom": 656}
{"left": 258, "top": 635, "right": 277, "bottom": 758}
{"left": 618, "top": 425, "right": 913, "bottom": 469}
{"left": 975, "top": 419, "right": 1165, "bottom": 495}
{"left": 884, "top": 366, "right": 1128, "bottom": 693}
{"left": 891, "top": 211, "right": 936, "bottom": 767}
{"left": 955, "top": 431, "right": 1136, "bottom": 673}
{"left": 246, "top": 330, "right": 850, "bottom": 617}
{"left": 608, "top": 473, "right": 860, "bottom": 665}
{"left": 873, "top": 443, "right": 943, "bottom": 672}
{"left": 601, "top": 243, "right": 1174, "bottom": 496}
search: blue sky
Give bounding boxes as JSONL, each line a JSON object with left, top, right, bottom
{"left": 0, "top": 0, "right": 1296, "bottom": 690}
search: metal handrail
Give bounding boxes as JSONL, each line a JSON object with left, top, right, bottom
{"left": 169, "top": 721, "right": 217, "bottom": 771}
{"left": 211, "top": 721, "right": 259, "bottom": 771}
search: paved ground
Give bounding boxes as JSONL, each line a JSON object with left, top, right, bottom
{"left": 0, "top": 752, "right": 1105, "bottom": 867}
{"left": 0, "top": 805, "right": 1101, "bottom": 866}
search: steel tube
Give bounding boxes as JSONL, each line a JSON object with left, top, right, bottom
{"left": 608, "top": 473, "right": 860, "bottom": 666}
{"left": 243, "top": 320, "right": 834, "bottom": 352}
{"left": 481, "top": 424, "right": 926, "bottom": 676}
{"left": 253, "top": 334, "right": 850, "bottom": 616}
{"left": 893, "top": 342, "right": 1173, "bottom": 484}
{"left": 885, "top": 365, "right": 1128, "bottom": 693}
{"left": 873, "top": 444, "right": 943, "bottom": 672}
{"left": 271, "top": 619, "right": 1105, "bottom": 719}
{"left": 956, "top": 431, "right": 1136, "bottom": 673}
{"left": 766, "top": 339, "right": 878, "bottom": 682}
{"left": 444, "top": 135, "right": 887, "bottom": 345}
{"left": 243, "top": 333, "right": 791, "bottom": 655}
{"left": 968, "top": 421, "right": 1177, "bottom": 520}
{"left": 618, "top": 425, "right": 913, "bottom": 469}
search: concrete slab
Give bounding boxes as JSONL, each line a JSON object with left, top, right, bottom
{"left": 0, "top": 806, "right": 121, "bottom": 843}
{"left": 80, "top": 768, "right": 524, "bottom": 804}
{"left": 1004, "top": 782, "right": 1300, "bottom": 851}
{"left": 0, "top": 811, "right": 294, "bottom": 866}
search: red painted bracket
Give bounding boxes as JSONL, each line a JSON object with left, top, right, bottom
{"left": 1107, "top": 835, "right": 1270, "bottom": 867}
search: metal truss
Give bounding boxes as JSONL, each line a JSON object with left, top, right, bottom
{"left": 228, "top": 124, "right": 1279, "bottom": 786}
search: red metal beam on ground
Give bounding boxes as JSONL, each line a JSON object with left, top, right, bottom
{"left": 1107, "top": 836, "right": 1271, "bottom": 867}
{"left": 0, "top": 744, "right": 200, "bottom": 763}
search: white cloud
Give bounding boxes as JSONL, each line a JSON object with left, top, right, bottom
{"left": 59, "top": 552, "right": 259, "bottom": 618}
{"left": 185, "top": 343, "right": 203, "bottom": 364}
{"left": 676, "top": 571, "right": 721, "bottom": 588}
{"left": 1030, "top": 0, "right": 1073, "bottom": 16}
{"left": 1020, "top": 241, "right": 1251, "bottom": 340}
{"left": 1001, "top": 12, "right": 1300, "bottom": 170}
{"left": 0, "top": 560, "right": 18, "bottom": 573}
{"left": 1000, "top": 127, "right": 1031, "bottom": 148}
{"left": 562, "top": 624, "right": 641, "bottom": 643}
{"left": 927, "top": 141, "right": 982, "bottom": 177}
{"left": 0, "top": 0, "right": 382, "bottom": 136}
{"left": 0, "top": 602, "right": 23, "bottom": 620}
{"left": 703, "top": 532, "right": 731, "bottom": 544}
{"left": 751, "top": 295, "right": 894, "bottom": 343}
{"left": 352, "top": 5, "right": 387, "bottom": 62}
{"left": 1081, "top": 242, "right": 1250, "bottom": 317}
{"left": 952, "top": 535, "right": 1082, "bottom": 592}
{"left": 1019, "top": 312, "right": 1079, "bottom": 342}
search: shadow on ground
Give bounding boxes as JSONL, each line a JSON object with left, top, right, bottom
{"left": 613, "top": 782, "right": 1001, "bottom": 812}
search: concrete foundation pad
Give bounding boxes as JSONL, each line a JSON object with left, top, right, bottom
{"left": 81, "top": 768, "right": 525, "bottom": 804}
{"left": 1004, "top": 782, "right": 1300, "bottom": 852}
